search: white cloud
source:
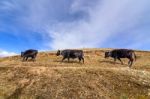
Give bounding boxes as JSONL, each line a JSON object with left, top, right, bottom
{"left": 1, "top": 0, "right": 150, "bottom": 50}
{"left": 0, "top": 49, "right": 17, "bottom": 57}
{"left": 46, "top": 0, "right": 150, "bottom": 49}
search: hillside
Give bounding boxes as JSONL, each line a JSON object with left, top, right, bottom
{"left": 0, "top": 48, "right": 150, "bottom": 99}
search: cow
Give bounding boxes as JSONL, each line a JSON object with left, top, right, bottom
{"left": 21, "top": 49, "right": 38, "bottom": 61}
{"left": 56, "top": 49, "right": 84, "bottom": 63}
{"left": 104, "top": 49, "right": 136, "bottom": 68}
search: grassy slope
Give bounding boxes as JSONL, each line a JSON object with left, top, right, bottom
{"left": 0, "top": 48, "right": 150, "bottom": 99}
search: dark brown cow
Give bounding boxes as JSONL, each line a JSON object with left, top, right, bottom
{"left": 105, "top": 49, "right": 136, "bottom": 68}
{"left": 56, "top": 49, "right": 84, "bottom": 63}
{"left": 21, "top": 49, "right": 38, "bottom": 61}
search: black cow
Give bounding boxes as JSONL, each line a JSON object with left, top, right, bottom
{"left": 56, "top": 49, "right": 84, "bottom": 63}
{"left": 105, "top": 49, "right": 136, "bottom": 67}
{"left": 21, "top": 49, "right": 38, "bottom": 61}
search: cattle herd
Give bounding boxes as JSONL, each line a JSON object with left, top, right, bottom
{"left": 21, "top": 49, "right": 137, "bottom": 68}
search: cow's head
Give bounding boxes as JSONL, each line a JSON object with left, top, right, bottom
{"left": 56, "top": 50, "right": 61, "bottom": 56}
{"left": 21, "top": 52, "right": 24, "bottom": 57}
{"left": 104, "top": 51, "right": 111, "bottom": 58}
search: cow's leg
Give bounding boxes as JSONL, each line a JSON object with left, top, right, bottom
{"left": 62, "top": 57, "right": 66, "bottom": 62}
{"left": 67, "top": 53, "right": 70, "bottom": 62}
{"left": 26, "top": 57, "right": 28, "bottom": 61}
{"left": 114, "top": 58, "right": 117, "bottom": 64}
{"left": 33, "top": 58, "right": 36, "bottom": 61}
{"left": 78, "top": 57, "right": 81, "bottom": 62}
{"left": 22, "top": 57, "right": 25, "bottom": 62}
{"left": 78, "top": 56, "right": 84, "bottom": 63}
{"left": 117, "top": 58, "right": 123, "bottom": 65}
{"left": 81, "top": 57, "right": 84, "bottom": 63}
{"left": 67, "top": 57, "right": 70, "bottom": 62}
{"left": 32, "top": 57, "right": 35, "bottom": 62}
{"left": 78, "top": 56, "right": 83, "bottom": 63}
{"left": 32, "top": 55, "right": 36, "bottom": 61}
{"left": 31, "top": 56, "right": 33, "bottom": 61}
{"left": 128, "top": 60, "right": 131, "bottom": 65}
{"left": 129, "top": 58, "right": 133, "bottom": 68}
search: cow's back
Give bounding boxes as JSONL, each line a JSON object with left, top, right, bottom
{"left": 111, "top": 49, "right": 133, "bottom": 58}
{"left": 61, "top": 49, "right": 83, "bottom": 58}
{"left": 23, "top": 49, "right": 38, "bottom": 56}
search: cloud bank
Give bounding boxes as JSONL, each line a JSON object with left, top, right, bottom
{"left": 47, "top": 0, "right": 150, "bottom": 49}
{"left": 0, "top": 49, "right": 17, "bottom": 57}
{"left": 0, "top": 0, "right": 150, "bottom": 50}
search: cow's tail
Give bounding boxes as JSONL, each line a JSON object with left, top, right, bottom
{"left": 82, "top": 51, "right": 84, "bottom": 57}
{"left": 81, "top": 51, "right": 84, "bottom": 63}
{"left": 132, "top": 51, "right": 136, "bottom": 61}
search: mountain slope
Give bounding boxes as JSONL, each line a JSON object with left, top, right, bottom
{"left": 0, "top": 48, "right": 150, "bottom": 99}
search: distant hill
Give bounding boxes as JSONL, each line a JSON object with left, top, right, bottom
{"left": 0, "top": 48, "right": 150, "bottom": 99}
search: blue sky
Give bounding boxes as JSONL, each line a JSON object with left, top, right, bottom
{"left": 0, "top": 0, "right": 150, "bottom": 56}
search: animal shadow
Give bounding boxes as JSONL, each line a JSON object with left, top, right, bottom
{"left": 99, "top": 60, "right": 122, "bottom": 65}
{"left": 22, "top": 58, "right": 36, "bottom": 62}
{"left": 54, "top": 60, "right": 83, "bottom": 64}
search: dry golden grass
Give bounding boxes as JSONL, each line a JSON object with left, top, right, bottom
{"left": 0, "top": 48, "right": 150, "bottom": 99}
